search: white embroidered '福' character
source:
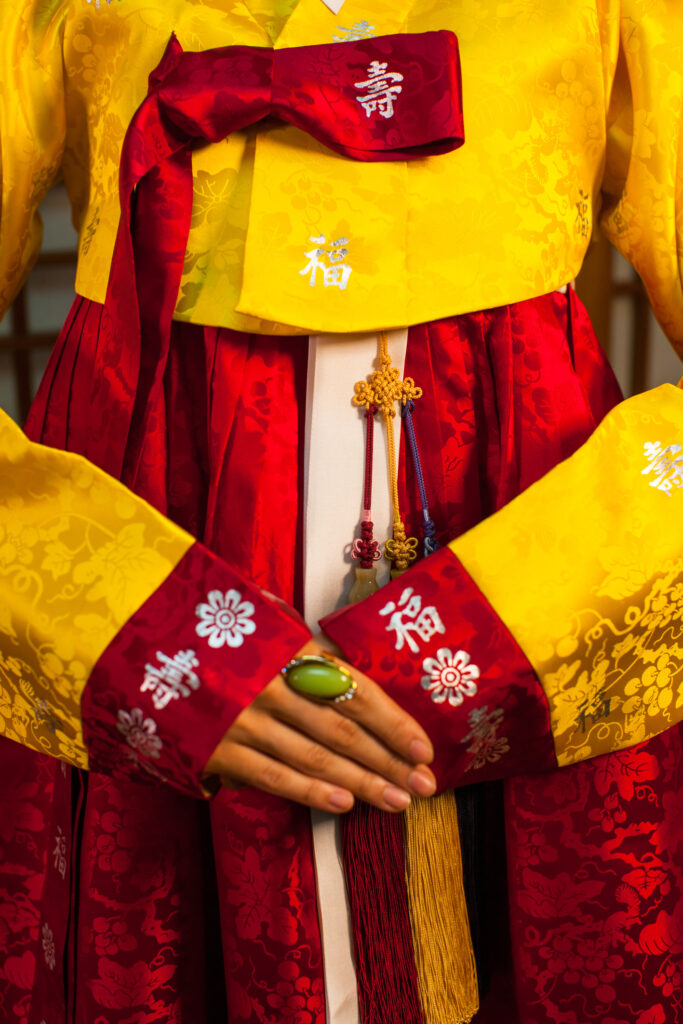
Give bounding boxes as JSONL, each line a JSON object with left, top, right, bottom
{"left": 379, "top": 586, "right": 445, "bottom": 653}
{"left": 299, "top": 235, "right": 353, "bottom": 290}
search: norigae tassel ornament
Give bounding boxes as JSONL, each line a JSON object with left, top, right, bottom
{"left": 343, "top": 334, "right": 479, "bottom": 1024}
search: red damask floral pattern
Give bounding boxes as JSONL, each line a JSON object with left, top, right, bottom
{"left": 507, "top": 729, "right": 683, "bottom": 1023}
{"left": 3, "top": 285, "right": 680, "bottom": 1024}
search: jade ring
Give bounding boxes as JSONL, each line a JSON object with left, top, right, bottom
{"left": 282, "top": 654, "right": 358, "bottom": 703}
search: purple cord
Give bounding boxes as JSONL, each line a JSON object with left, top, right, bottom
{"left": 402, "top": 401, "right": 439, "bottom": 557}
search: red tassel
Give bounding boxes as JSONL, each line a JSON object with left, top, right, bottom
{"left": 342, "top": 803, "right": 424, "bottom": 1024}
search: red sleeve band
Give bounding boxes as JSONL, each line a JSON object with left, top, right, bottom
{"left": 82, "top": 542, "right": 311, "bottom": 798}
{"left": 322, "top": 547, "right": 558, "bottom": 788}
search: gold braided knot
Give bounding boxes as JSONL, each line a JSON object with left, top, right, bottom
{"left": 353, "top": 353, "right": 422, "bottom": 418}
{"left": 385, "top": 522, "right": 419, "bottom": 572}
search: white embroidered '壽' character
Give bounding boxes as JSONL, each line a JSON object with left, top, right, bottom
{"left": 333, "top": 20, "right": 376, "bottom": 42}
{"left": 354, "top": 61, "right": 404, "bottom": 119}
{"left": 141, "top": 649, "right": 201, "bottom": 710}
{"left": 642, "top": 440, "right": 683, "bottom": 496}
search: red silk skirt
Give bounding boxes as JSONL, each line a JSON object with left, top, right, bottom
{"left": 0, "top": 288, "right": 681, "bottom": 1024}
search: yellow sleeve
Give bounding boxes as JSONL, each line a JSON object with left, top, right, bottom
{"left": 0, "top": 410, "right": 311, "bottom": 795}
{"left": 599, "top": 1, "right": 683, "bottom": 358}
{"left": 0, "top": 409, "right": 193, "bottom": 767}
{"left": 451, "top": 383, "right": 683, "bottom": 766}
{"left": 0, "top": 0, "right": 67, "bottom": 317}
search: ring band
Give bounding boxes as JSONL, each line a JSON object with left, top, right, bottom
{"left": 282, "top": 653, "right": 358, "bottom": 703}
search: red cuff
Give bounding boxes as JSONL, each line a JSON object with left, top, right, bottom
{"left": 321, "top": 547, "right": 558, "bottom": 788}
{"left": 82, "top": 543, "right": 311, "bottom": 798}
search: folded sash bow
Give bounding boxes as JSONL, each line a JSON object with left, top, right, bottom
{"left": 90, "top": 31, "right": 464, "bottom": 482}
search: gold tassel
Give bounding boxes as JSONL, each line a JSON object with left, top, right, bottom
{"left": 404, "top": 793, "right": 479, "bottom": 1024}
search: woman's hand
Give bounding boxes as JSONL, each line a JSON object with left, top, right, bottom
{"left": 205, "top": 633, "right": 436, "bottom": 813}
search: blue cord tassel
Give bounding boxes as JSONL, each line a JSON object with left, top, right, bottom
{"left": 402, "top": 400, "right": 439, "bottom": 559}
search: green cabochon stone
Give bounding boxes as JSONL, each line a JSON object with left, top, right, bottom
{"left": 286, "top": 660, "right": 350, "bottom": 699}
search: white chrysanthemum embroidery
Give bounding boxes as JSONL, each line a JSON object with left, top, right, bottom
{"left": 421, "top": 648, "right": 479, "bottom": 706}
{"left": 86, "top": 0, "right": 119, "bottom": 8}
{"left": 195, "top": 589, "right": 256, "bottom": 649}
{"left": 461, "top": 706, "right": 510, "bottom": 771}
{"left": 42, "top": 923, "right": 56, "bottom": 971}
{"left": 116, "top": 708, "right": 162, "bottom": 759}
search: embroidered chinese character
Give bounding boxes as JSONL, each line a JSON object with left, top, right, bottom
{"left": 34, "top": 699, "right": 58, "bottom": 734}
{"left": 575, "top": 189, "right": 590, "bottom": 238}
{"left": 53, "top": 827, "right": 67, "bottom": 880}
{"left": 642, "top": 441, "right": 683, "bottom": 496}
{"left": 333, "top": 20, "right": 376, "bottom": 42}
{"left": 576, "top": 692, "right": 612, "bottom": 734}
{"left": 379, "top": 586, "right": 445, "bottom": 653}
{"left": 354, "top": 61, "right": 404, "bottom": 120}
{"left": 461, "top": 706, "right": 509, "bottom": 771}
{"left": 299, "top": 235, "right": 353, "bottom": 290}
{"left": 140, "top": 649, "right": 200, "bottom": 710}
{"left": 81, "top": 206, "right": 100, "bottom": 256}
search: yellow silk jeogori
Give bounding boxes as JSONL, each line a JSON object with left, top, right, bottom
{"left": 0, "top": 412, "right": 192, "bottom": 767}
{"left": 450, "top": 384, "right": 683, "bottom": 767}
{"left": 1, "top": 0, "right": 682, "bottom": 352}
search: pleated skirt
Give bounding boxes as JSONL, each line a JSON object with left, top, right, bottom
{"left": 0, "top": 287, "right": 681, "bottom": 1024}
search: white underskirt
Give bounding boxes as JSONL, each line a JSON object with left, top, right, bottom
{"left": 302, "top": 329, "right": 409, "bottom": 1024}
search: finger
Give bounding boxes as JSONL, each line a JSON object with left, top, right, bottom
{"left": 215, "top": 742, "right": 356, "bottom": 814}
{"left": 253, "top": 680, "right": 436, "bottom": 797}
{"left": 294, "top": 639, "right": 434, "bottom": 764}
{"left": 331, "top": 668, "right": 434, "bottom": 764}
{"left": 230, "top": 709, "right": 424, "bottom": 810}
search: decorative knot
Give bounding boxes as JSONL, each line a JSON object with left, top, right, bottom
{"left": 353, "top": 357, "right": 423, "bottom": 418}
{"left": 384, "top": 521, "right": 419, "bottom": 571}
{"left": 352, "top": 519, "right": 381, "bottom": 569}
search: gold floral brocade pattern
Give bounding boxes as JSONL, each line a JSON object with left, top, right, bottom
{"left": 542, "top": 560, "right": 683, "bottom": 763}
{"left": 0, "top": 412, "right": 192, "bottom": 767}
{"left": 450, "top": 385, "right": 683, "bottom": 767}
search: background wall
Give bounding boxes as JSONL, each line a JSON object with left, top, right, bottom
{"left": 0, "top": 187, "right": 78, "bottom": 423}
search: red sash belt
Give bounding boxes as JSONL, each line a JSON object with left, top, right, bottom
{"left": 94, "top": 32, "right": 464, "bottom": 482}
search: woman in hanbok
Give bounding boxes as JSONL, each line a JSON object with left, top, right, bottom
{"left": 0, "top": 1, "right": 681, "bottom": 1022}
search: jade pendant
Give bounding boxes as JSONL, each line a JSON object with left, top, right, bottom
{"left": 349, "top": 565, "right": 380, "bottom": 604}
{"left": 284, "top": 657, "right": 352, "bottom": 699}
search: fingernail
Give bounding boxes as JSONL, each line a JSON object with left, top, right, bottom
{"left": 328, "top": 790, "right": 354, "bottom": 811}
{"left": 409, "top": 739, "right": 432, "bottom": 763}
{"left": 383, "top": 786, "right": 412, "bottom": 810}
{"left": 408, "top": 768, "right": 436, "bottom": 797}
